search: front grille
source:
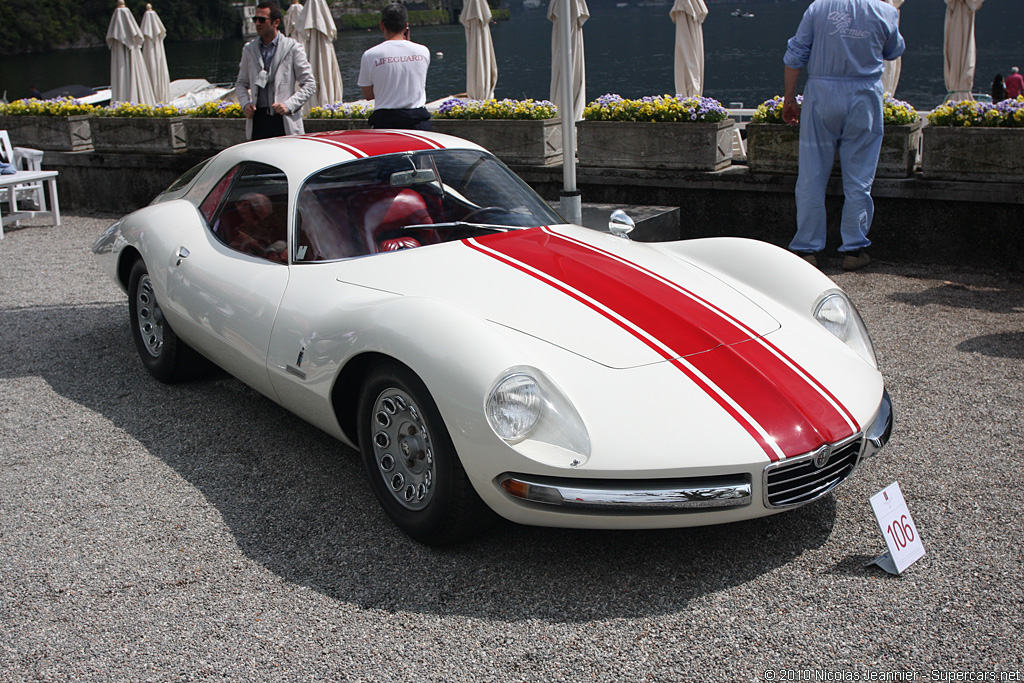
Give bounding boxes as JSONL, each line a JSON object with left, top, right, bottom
{"left": 763, "top": 437, "right": 862, "bottom": 508}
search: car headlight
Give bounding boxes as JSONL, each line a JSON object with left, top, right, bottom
{"left": 814, "top": 290, "right": 878, "bottom": 368}
{"left": 486, "top": 368, "right": 591, "bottom": 463}
{"left": 486, "top": 373, "right": 542, "bottom": 442}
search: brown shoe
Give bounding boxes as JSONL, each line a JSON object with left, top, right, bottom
{"left": 796, "top": 252, "right": 817, "bottom": 267}
{"left": 841, "top": 250, "right": 872, "bottom": 272}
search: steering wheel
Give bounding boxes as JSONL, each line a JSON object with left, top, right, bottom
{"left": 461, "top": 206, "right": 507, "bottom": 224}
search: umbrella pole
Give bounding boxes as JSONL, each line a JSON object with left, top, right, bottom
{"left": 558, "top": 0, "right": 582, "bottom": 226}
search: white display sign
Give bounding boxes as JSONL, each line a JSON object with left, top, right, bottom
{"left": 868, "top": 481, "right": 925, "bottom": 575}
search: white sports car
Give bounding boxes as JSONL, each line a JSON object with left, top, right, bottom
{"left": 93, "top": 130, "right": 893, "bottom": 544}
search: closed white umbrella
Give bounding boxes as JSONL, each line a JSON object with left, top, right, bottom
{"left": 880, "top": 0, "right": 904, "bottom": 95}
{"left": 670, "top": 0, "right": 707, "bottom": 97}
{"left": 140, "top": 3, "right": 171, "bottom": 104}
{"left": 300, "top": 0, "right": 344, "bottom": 109}
{"left": 944, "top": 0, "right": 985, "bottom": 102}
{"left": 548, "top": 0, "right": 589, "bottom": 122}
{"left": 106, "top": 0, "right": 157, "bottom": 105}
{"left": 460, "top": 0, "right": 498, "bottom": 101}
{"left": 284, "top": 0, "right": 305, "bottom": 39}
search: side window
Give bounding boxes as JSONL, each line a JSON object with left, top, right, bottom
{"left": 205, "top": 163, "right": 289, "bottom": 263}
{"left": 199, "top": 166, "right": 238, "bottom": 223}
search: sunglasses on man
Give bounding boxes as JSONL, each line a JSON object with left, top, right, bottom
{"left": 252, "top": 16, "right": 270, "bottom": 23}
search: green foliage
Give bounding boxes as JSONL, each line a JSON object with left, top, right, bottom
{"left": 1, "top": 0, "right": 238, "bottom": 56}
{"left": 334, "top": 13, "right": 384, "bottom": 31}
{"left": 409, "top": 10, "right": 449, "bottom": 26}
{"left": 335, "top": 9, "right": 450, "bottom": 31}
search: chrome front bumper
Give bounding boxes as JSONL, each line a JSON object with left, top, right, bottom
{"left": 862, "top": 389, "right": 894, "bottom": 460}
{"left": 497, "top": 474, "right": 751, "bottom": 511}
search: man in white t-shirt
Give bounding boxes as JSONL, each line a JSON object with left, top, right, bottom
{"left": 358, "top": 3, "right": 432, "bottom": 130}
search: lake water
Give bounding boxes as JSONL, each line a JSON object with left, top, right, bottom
{"left": 3, "top": 1, "right": 1024, "bottom": 112}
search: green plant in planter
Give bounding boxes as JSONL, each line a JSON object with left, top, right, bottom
{"left": 928, "top": 96, "right": 1024, "bottom": 127}
{"left": 0, "top": 97, "right": 96, "bottom": 116}
{"left": 308, "top": 102, "right": 373, "bottom": 119}
{"left": 751, "top": 95, "right": 800, "bottom": 124}
{"left": 186, "top": 101, "right": 243, "bottom": 118}
{"left": 583, "top": 94, "right": 729, "bottom": 123}
{"left": 882, "top": 95, "right": 919, "bottom": 124}
{"left": 434, "top": 98, "right": 557, "bottom": 120}
{"left": 752, "top": 94, "right": 917, "bottom": 125}
{"left": 96, "top": 102, "right": 184, "bottom": 118}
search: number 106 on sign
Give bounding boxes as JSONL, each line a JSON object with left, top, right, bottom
{"left": 870, "top": 481, "right": 925, "bottom": 574}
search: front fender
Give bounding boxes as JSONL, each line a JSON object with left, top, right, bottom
{"left": 268, "top": 278, "right": 533, "bottom": 449}
{"left": 655, "top": 237, "right": 840, "bottom": 321}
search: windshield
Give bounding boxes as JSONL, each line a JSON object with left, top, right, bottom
{"left": 294, "top": 149, "right": 563, "bottom": 262}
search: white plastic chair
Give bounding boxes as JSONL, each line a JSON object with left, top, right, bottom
{"left": 0, "top": 131, "right": 46, "bottom": 209}
{"left": 1, "top": 130, "right": 61, "bottom": 237}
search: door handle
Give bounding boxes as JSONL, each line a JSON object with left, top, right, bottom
{"left": 176, "top": 246, "right": 190, "bottom": 266}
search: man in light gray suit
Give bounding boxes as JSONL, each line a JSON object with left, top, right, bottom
{"left": 235, "top": 1, "right": 316, "bottom": 140}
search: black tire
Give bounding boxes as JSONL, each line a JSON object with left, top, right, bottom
{"left": 357, "top": 361, "right": 494, "bottom": 545}
{"left": 127, "top": 259, "right": 205, "bottom": 383}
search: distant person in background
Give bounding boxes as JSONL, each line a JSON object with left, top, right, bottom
{"left": 781, "top": 0, "right": 904, "bottom": 272}
{"left": 235, "top": 1, "right": 316, "bottom": 140}
{"left": 358, "top": 3, "right": 432, "bottom": 130}
{"left": 1005, "top": 66, "right": 1024, "bottom": 99}
{"left": 992, "top": 73, "right": 1007, "bottom": 102}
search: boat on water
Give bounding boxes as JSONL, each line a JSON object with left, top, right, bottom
{"left": 731, "top": 8, "right": 755, "bottom": 17}
{"left": 523, "top": 0, "right": 542, "bottom": 9}
{"left": 166, "top": 79, "right": 235, "bottom": 109}
{"left": 24, "top": 79, "right": 233, "bottom": 109}
{"left": 40, "top": 84, "right": 112, "bottom": 106}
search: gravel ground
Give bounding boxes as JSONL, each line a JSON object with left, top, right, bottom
{"left": 1, "top": 215, "right": 1022, "bottom": 682}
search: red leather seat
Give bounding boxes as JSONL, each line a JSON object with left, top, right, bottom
{"left": 355, "top": 187, "right": 434, "bottom": 252}
{"left": 379, "top": 237, "right": 422, "bottom": 251}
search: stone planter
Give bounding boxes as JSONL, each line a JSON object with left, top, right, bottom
{"left": 745, "top": 123, "right": 801, "bottom": 174}
{"left": 303, "top": 118, "right": 371, "bottom": 133}
{"left": 183, "top": 117, "right": 247, "bottom": 153}
{"left": 878, "top": 120, "right": 922, "bottom": 178}
{"left": 746, "top": 120, "right": 921, "bottom": 178}
{"left": 577, "top": 120, "right": 733, "bottom": 171}
{"left": 922, "top": 125, "right": 1024, "bottom": 182}
{"left": 91, "top": 116, "right": 187, "bottom": 154}
{"left": 431, "top": 118, "right": 563, "bottom": 166}
{"left": 0, "top": 114, "right": 92, "bottom": 151}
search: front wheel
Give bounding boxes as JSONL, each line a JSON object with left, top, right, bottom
{"left": 357, "top": 361, "right": 493, "bottom": 545}
{"left": 127, "top": 259, "right": 205, "bottom": 383}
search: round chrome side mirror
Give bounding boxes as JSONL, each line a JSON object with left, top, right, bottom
{"left": 608, "top": 209, "right": 635, "bottom": 240}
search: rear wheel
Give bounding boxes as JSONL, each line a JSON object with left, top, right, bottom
{"left": 127, "top": 259, "right": 205, "bottom": 383}
{"left": 357, "top": 361, "right": 493, "bottom": 544}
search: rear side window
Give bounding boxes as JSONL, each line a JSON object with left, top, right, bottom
{"left": 202, "top": 163, "right": 289, "bottom": 263}
{"left": 164, "top": 159, "right": 209, "bottom": 194}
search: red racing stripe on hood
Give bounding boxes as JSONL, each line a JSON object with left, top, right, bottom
{"left": 467, "top": 229, "right": 859, "bottom": 461}
{"left": 546, "top": 227, "right": 860, "bottom": 432}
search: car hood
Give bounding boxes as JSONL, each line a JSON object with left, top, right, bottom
{"left": 334, "top": 225, "right": 781, "bottom": 369}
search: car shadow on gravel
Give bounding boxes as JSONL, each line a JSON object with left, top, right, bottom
{"left": 2, "top": 301, "right": 839, "bottom": 623}
{"left": 888, "top": 281, "right": 1024, "bottom": 315}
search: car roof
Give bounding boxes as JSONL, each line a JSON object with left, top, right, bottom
{"left": 213, "top": 129, "right": 489, "bottom": 180}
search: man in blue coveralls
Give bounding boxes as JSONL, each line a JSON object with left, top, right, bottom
{"left": 782, "top": 0, "right": 905, "bottom": 271}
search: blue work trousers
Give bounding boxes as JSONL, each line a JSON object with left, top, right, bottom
{"left": 790, "top": 77, "right": 884, "bottom": 255}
